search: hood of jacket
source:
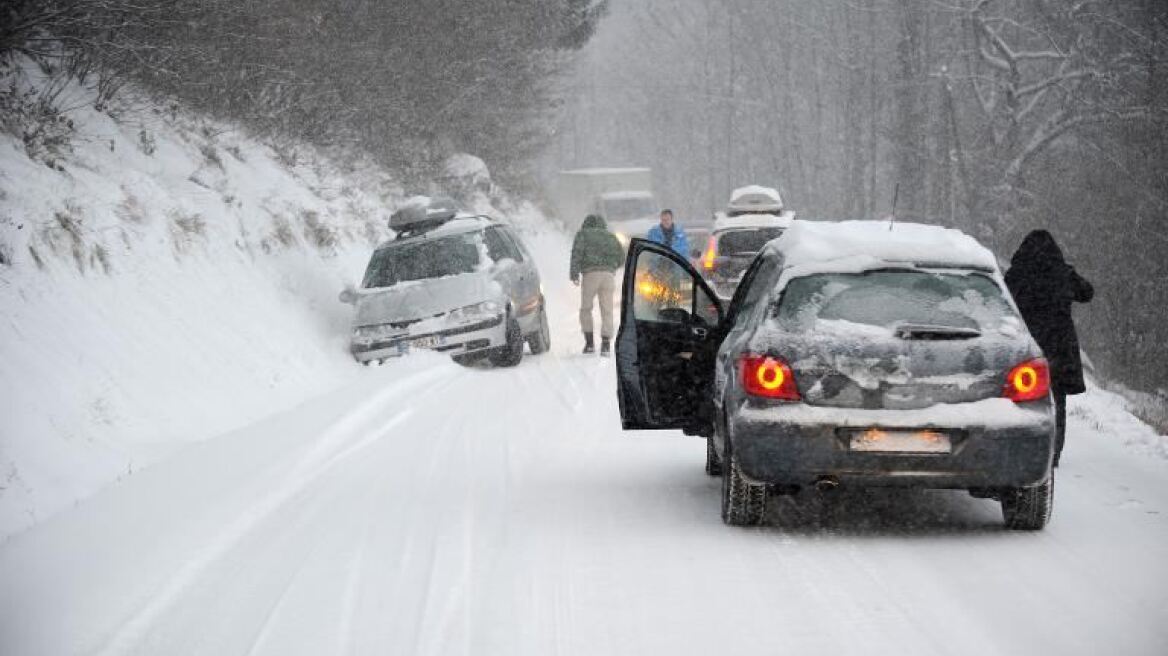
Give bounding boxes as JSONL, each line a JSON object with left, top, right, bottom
{"left": 582, "top": 214, "right": 607, "bottom": 230}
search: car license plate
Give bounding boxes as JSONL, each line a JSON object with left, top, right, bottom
{"left": 412, "top": 335, "right": 444, "bottom": 349}
{"left": 850, "top": 428, "right": 952, "bottom": 454}
{"left": 396, "top": 335, "right": 444, "bottom": 354}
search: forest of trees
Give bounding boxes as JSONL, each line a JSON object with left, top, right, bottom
{"left": 553, "top": 0, "right": 1167, "bottom": 392}
{"left": 1, "top": 0, "right": 607, "bottom": 183}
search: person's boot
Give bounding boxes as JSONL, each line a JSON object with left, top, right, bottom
{"left": 582, "top": 332, "right": 594, "bottom": 354}
{"left": 600, "top": 336, "right": 611, "bottom": 357}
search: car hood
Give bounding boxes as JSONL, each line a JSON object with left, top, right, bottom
{"left": 354, "top": 273, "right": 502, "bottom": 326}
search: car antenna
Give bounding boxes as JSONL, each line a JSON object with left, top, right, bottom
{"left": 888, "top": 183, "right": 900, "bottom": 232}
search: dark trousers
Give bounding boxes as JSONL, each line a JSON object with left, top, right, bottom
{"left": 1054, "top": 391, "right": 1067, "bottom": 466}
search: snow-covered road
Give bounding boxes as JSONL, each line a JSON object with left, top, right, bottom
{"left": 2, "top": 234, "right": 1167, "bottom": 656}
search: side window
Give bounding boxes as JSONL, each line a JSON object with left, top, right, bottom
{"left": 726, "top": 255, "right": 779, "bottom": 325}
{"left": 483, "top": 227, "right": 520, "bottom": 263}
{"left": 633, "top": 251, "right": 690, "bottom": 322}
{"left": 633, "top": 250, "right": 719, "bottom": 326}
{"left": 694, "top": 284, "right": 720, "bottom": 326}
{"left": 498, "top": 227, "right": 527, "bottom": 262}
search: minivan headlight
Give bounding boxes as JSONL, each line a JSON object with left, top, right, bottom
{"left": 353, "top": 324, "right": 399, "bottom": 338}
{"left": 448, "top": 300, "right": 503, "bottom": 322}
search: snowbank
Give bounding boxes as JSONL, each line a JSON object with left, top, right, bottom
{"left": 1071, "top": 382, "right": 1168, "bottom": 460}
{"left": 0, "top": 70, "right": 550, "bottom": 540}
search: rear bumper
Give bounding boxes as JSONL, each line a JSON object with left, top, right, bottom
{"left": 350, "top": 315, "right": 505, "bottom": 362}
{"left": 728, "top": 401, "right": 1054, "bottom": 489}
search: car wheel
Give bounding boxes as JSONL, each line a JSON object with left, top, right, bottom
{"left": 1000, "top": 473, "right": 1053, "bottom": 530}
{"left": 527, "top": 300, "right": 551, "bottom": 355}
{"left": 705, "top": 435, "right": 722, "bottom": 476}
{"left": 720, "top": 441, "right": 766, "bottom": 526}
{"left": 489, "top": 315, "right": 524, "bottom": 367}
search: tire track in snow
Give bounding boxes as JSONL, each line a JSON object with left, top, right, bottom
{"left": 94, "top": 367, "right": 450, "bottom": 656}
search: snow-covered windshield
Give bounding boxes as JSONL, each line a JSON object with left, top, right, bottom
{"left": 774, "top": 270, "right": 1015, "bottom": 333}
{"left": 362, "top": 233, "right": 482, "bottom": 288}
{"left": 718, "top": 228, "right": 784, "bottom": 255}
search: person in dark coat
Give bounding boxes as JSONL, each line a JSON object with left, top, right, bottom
{"left": 570, "top": 214, "right": 625, "bottom": 355}
{"left": 1004, "top": 230, "right": 1094, "bottom": 467}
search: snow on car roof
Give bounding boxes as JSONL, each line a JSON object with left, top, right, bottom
{"left": 714, "top": 210, "right": 795, "bottom": 231}
{"left": 770, "top": 220, "right": 999, "bottom": 273}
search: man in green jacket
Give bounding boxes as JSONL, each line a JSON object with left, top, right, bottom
{"left": 570, "top": 214, "right": 625, "bottom": 355}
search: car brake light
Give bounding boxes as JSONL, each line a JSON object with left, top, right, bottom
{"left": 1003, "top": 358, "right": 1050, "bottom": 402}
{"left": 740, "top": 354, "right": 800, "bottom": 401}
{"left": 702, "top": 235, "right": 717, "bottom": 270}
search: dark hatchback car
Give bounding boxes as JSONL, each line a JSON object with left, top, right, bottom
{"left": 615, "top": 221, "right": 1056, "bottom": 529}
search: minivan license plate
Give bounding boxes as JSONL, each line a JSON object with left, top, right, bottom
{"left": 850, "top": 429, "right": 951, "bottom": 454}
{"left": 396, "top": 335, "right": 444, "bottom": 354}
{"left": 411, "top": 335, "right": 443, "bottom": 349}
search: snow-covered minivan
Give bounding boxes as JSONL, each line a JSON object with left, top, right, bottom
{"left": 615, "top": 220, "right": 1057, "bottom": 530}
{"left": 341, "top": 199, "right": 550, "bottom": 366}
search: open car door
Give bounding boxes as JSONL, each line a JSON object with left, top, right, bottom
{"left": 615, "top": 239, "right": 724, "bottom": 435}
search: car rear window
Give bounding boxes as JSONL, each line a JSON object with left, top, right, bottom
{"left": 773, "top": 270, "right": 1016, "bottom": 333}
{"left": 362, "top": 233, "right": 483, "bottom": 288}
{"left": 717, "top": 228, "right": 784, "bottom": 255}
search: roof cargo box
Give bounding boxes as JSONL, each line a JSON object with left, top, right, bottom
{"left": 727, "top": 185, "right": 784, "bottom": 215}
{"left": 389, "top": 196, "right": 460, "bottom": 232}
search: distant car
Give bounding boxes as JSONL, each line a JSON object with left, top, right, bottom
{"left": 341, "top": 199, "right": 549, "bottom": 366}
{"left": 700, "top": 212, "right": 793, "bottom": 300}
{"left": 699, "top": 185, "right": 796, "bottom": 300}
{"left": 610, "top": 216, "right": 659, "bottom": 251}
{"left": 615, "top": 220, "right": 1056, "bottom": 530}
{"left": 684, "top": 222, "right": 713, "bottom": 269}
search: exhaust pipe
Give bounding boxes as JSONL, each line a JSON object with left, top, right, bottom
{"left": 814, "top": 476, "right": 839, "bottom": 492}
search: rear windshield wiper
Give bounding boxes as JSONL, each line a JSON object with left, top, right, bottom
{"left": 894, "top": 323, "right": 981, "bottom": 340}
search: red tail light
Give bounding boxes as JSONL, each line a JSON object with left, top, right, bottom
{"left": 740, "top": 355, "right": 800, "bottom": 401}
{"left": 1003, "top": 358, "right": 1050, "bottom": 403}
{"left": 702, "top": 235, "right": 717, "bottom": 270}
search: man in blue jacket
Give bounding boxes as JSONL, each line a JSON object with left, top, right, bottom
{"left": 646, "top": 209, "right": 689, "bottom": 258}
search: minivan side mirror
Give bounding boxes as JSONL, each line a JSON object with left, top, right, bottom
{"left": 339, "top": 286, "right": 358, "bottom": 305}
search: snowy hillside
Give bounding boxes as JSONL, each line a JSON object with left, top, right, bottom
{"left": 0, "top": 72, "right": 555, "bottom": 540}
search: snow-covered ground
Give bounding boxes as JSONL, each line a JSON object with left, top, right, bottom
{"left": 0, "top": 87, "right": 389, "bottom": 536}
{"left": 2, "top": 226, "right": 1167, "bottom": 655}
{"left": 3, "top": 75, "right": 1168, "bottom": 655}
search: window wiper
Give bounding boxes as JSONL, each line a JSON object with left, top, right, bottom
{"left": 893, "top": 323, "right": 981, "bottom": 340}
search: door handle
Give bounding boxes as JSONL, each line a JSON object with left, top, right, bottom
{"left": 692, "top": 326, "right": 708, "bottom": 339}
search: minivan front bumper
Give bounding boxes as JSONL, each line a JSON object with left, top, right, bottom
{"left": 350, "top": 314, "right": 505, "bottom": 362}
{"left": 727, "top": 399, "right": 1054, "bottom": 489}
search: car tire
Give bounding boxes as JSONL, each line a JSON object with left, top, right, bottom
{"left": 705, "top": 436, "right": 722, "bottom": 476}
{"left": 1000, "top": 473, "right": 1053, "bottom": 530}
{"left": 489, "top": 314, "right": 524, "bottom": 367}
{"left": 721, "top": 441, "right": 766, "bottom": 526}
{"left": 527, "top": 300, "right": 551, "bottom": 355}
{"left": 452, "top": 352, "right": 487, "bottom": 367}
